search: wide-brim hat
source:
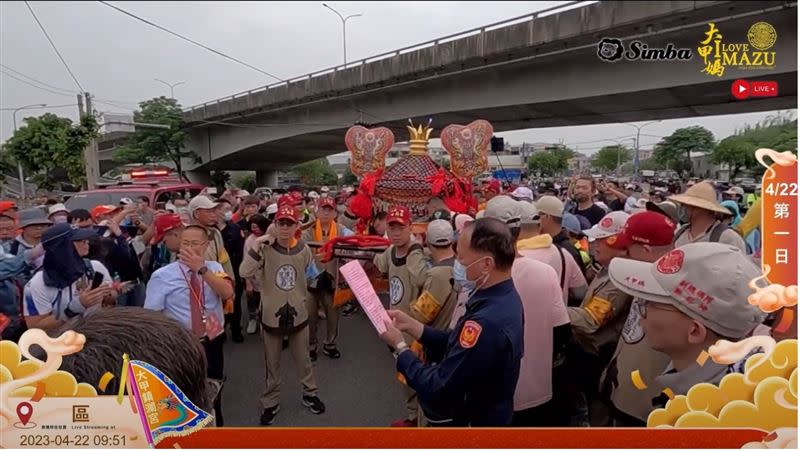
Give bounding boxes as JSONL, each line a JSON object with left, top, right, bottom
{"left": 669, "top": 181, "right": 731, "bottom": 215}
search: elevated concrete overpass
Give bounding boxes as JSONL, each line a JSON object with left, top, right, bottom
{"left": 175, "top": 1, "right": 796, "bottom": 180}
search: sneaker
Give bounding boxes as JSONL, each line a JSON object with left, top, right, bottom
{"left": 246, "top": 319, "right": 258, "bottom": 335}
{"left": 390, "top": 418, "right": 417, "bottom": 427}
{"left": 260, "top": 405, "right": 280, "bottom": 425}
{"left": 322, "top": 344, "right": 341, "bottom": 359}
{"left": 302, "top": 395, "right": 326, "bottom": 414}
{"left": 342, "top": 303, "right": 357, "bottom": 317}
{"left": 309, "top": 347, "right": 318, "bottom": 362}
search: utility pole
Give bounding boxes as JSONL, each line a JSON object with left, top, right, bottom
{"left": 82, "top": 92, "right": 101, "bottom": 189}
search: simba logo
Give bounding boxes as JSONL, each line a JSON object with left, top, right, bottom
{"left": 597, "top": 38, "right": 693, "bottom": 62}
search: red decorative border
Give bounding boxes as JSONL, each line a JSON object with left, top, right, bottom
{"left": 161, "top": 428, "right": 766, "bottom": 448}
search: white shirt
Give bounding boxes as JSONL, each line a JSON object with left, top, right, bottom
{"left": 23, "top": 260, "right": 112, "bottom": 320}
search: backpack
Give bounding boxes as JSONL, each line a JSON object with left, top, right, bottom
{"left": 673, "top": 222, "right": 730, "bottom": 244}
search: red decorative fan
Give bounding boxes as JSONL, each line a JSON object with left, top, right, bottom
{"left": 345, "top": 126, "right": 395, "bottom": 176}
{"left": 440, "top": 120, "right": 493, "bottom": 178}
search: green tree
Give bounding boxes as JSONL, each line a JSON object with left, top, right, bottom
{"left": 526, "top": 147, "right": 575, "bottom": 176}
{"left": 711, "top": 116, "right": 797, "bottom": 178}
{"left": 527, "top": 152, "right": 560, "bottom": 176}
{"left": 232, "top": 173, "right": 256, "bottom": 192}
{"left": 591, "top": 145, "right": 632, "bottom": 172}
{"left": 210, "top": 170, "right": 231, "bottom": 192}
{"left": 3, "top": 112, "right": 98, "bottom": 189}
{"left": 113, "top": 97, "right": 197, "bottom": 178}
{"left": 653, "top": 126, "right": 715, "bottom": 176}
{"left": 293, "top": 158, "right": 338, "bottom": 186}
{"left": 710, "top": 136, "right": 753, "bottom": 180}
{"left": 340, "top": 163, "right": 358, "bottom": 186}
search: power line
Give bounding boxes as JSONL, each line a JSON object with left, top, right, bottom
{"left": 97, "top": 1, "right": 284, "bottom": 83}
{"left": 0, "top": 65, "right": 140, "bottom": 108}
{"left": 0, "top": 103, "right": 77, "bottom": 111}
{"left": 96, "top": 1, "right": 386, "bottom": 124}
{"left": 0, "top": 63, "right": 76, "bottom": 95}
{"left": 0, "top": 69, "right": 76, "bottom": 97}
{"left": 24, "top": 1, "right": 85, "bottom": 93}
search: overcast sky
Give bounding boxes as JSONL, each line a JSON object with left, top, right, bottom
{"left": 1, "top": 1, "right": 794, "bottom": 155}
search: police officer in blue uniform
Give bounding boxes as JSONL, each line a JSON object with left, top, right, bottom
{"left": 380, "top": 218, "right": 524, "bottom": 426}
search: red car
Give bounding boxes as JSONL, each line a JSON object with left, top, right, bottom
{"left": 64, "top": 182, "right": 206, "bottom": 211}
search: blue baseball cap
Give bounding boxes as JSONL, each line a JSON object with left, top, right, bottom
{"left": 562, "top": 213, "right": 583, "bottom": 236}
{"left": 41, "top": 223, "right": 97, "bottom": 246}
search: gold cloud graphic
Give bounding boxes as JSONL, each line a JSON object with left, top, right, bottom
{"left": 648, "top": 339, "right": 797, "bottom": 433}
{"left": 0, "top": 331, "right": 95, "bottom": 427}
{"left": 748, "top": 265, "right": 798, "bottom": 314}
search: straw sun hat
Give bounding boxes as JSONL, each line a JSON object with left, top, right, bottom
{"left": 669, "top": 181, "right": 731, "bottom": 215}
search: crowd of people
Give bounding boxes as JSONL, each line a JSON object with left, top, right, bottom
{"left": 0, "top": 173, "right": 787, "bottom": 428}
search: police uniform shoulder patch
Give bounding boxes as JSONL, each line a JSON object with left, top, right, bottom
{"left": 459, "top": 320, "right": 482, "bottom": 349}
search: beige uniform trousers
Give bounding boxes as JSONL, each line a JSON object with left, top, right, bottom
{"left": 260, "top": 326, "right": 318, "bottom": 408}
{"left": 306, "top": 288, "right": 340, "bottom": 350}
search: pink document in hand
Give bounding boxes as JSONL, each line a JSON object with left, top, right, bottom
{"left": 339, "top": 260, "right": 391, "bottom": 334}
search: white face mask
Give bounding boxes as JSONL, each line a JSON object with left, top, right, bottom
{"left": 223, "top": 211, "right": 233, "bottom": 221}
{"left": 52, "top": 215, "right": 68, "bottom": 224}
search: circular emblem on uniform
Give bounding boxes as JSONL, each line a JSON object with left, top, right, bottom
{"left": 747, "top": 22, "right": 777, "bottom": 51}
{"left": 389, "top": 276, "right": 404, "bottom": 306}
{"left": 276, "top": 264, "right": 297, "bottom": 291}
{"left": 621, "top": 301, "right": 645, "bottom": 344}
{"left": 600, "top": 217, "right": 614, "bottom": 229}
{"left": 656, "top": 249, "right": 684, "bottom": 275}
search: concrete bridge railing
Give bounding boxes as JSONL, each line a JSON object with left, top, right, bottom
{"left": 184, "top": 0, "right": 603, "bottom": 121}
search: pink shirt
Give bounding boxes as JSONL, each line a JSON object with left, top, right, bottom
{"left": 511, "top": 257, "right": 570, "bottom": 411}
{"left": 519, "top": 245, "right": 587, "bottom": 305}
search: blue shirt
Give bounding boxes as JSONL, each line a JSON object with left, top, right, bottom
{"left": 144, "top": 261, "right": 226, "bottom": 333}
{"left": 396, "top": 278, "right": 524, "bottom": 426}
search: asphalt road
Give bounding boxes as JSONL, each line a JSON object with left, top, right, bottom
{"left": 220, "top": 305, "right": 407, "bottom": 427}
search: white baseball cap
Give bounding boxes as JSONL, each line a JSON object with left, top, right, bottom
{"left": 518, "top": 201, "right": 539, "bottom": 225}
{"left": 609, "top": 242, "right": 766, "bottom": 339}
{"left": 583, "top": 211, "right": 629, "bottom": 242}
{"left": 188, "top": 195, "right": 218, "bottom": 218}
{"left": 510, "top": 186, "right": 534, "bottom": 202}
{"left": 320, "top": 186, "right": 331, "bottom": 193}
{"left": 484, "top": 195, "right": 521, "bottom": 228}
{"left": 308, "top": 191, "right": 320, "bottom": 199}
{"left": 266, "top": 203, "right": 279, "bottom": 215}
{"left": 48, "top": 203, "right": 69, "bottom": 217}
{"left": 426, "top": 219, "right": 454, "bottom": 246}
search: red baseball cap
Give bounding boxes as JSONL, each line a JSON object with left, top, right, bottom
{"left": 150, "top": 213, "right": 184, "bottom": 244}
{"left": 0, "top": 201, "right": 17, "bottom": 213}
{"left": 482, "top": 179, "right": 501, "bottom": 194}
{"left": 387, "top": 205, "right": 411, "bottom": 226}
{"left": 290, "top": 191, "right": 304, "bottom": 201}
{"left": 317, "top": 197, "right": 336, "bottom": 210}
{"left": 275, "top": 205, "right": 299, "bottom": 223}
{"left": 278, "top": 194, "right": 301, "bottom": 208}
{"left": 608, "top": 211, "right": 676, "bottom": 250}
{"left": 91, "top": 204, "right": 121, "bottom": 221}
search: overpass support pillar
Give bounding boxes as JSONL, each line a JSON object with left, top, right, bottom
{"left": 256, "top": 169, "right": 279, "bottom": 187}
{"left": 185, "top": 170, "right": 213, "bottom": 186}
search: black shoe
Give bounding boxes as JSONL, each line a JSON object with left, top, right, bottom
{"left": 310, "top": 347, "right": 318, "bottom": 362}
{"left": 322, "top": 344, "right": 341, "bottom": 359}
{"left": 260, "top": 405, "right": 280, "bottom": 425}
{"left": 302, "top": 395, "right": 325, "bottom": 414}
{"left": 282, "top": 337, "right": 289, "bottom": 349}
{"left": 232, "top": 331, "right": 244, "bottom": 343}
